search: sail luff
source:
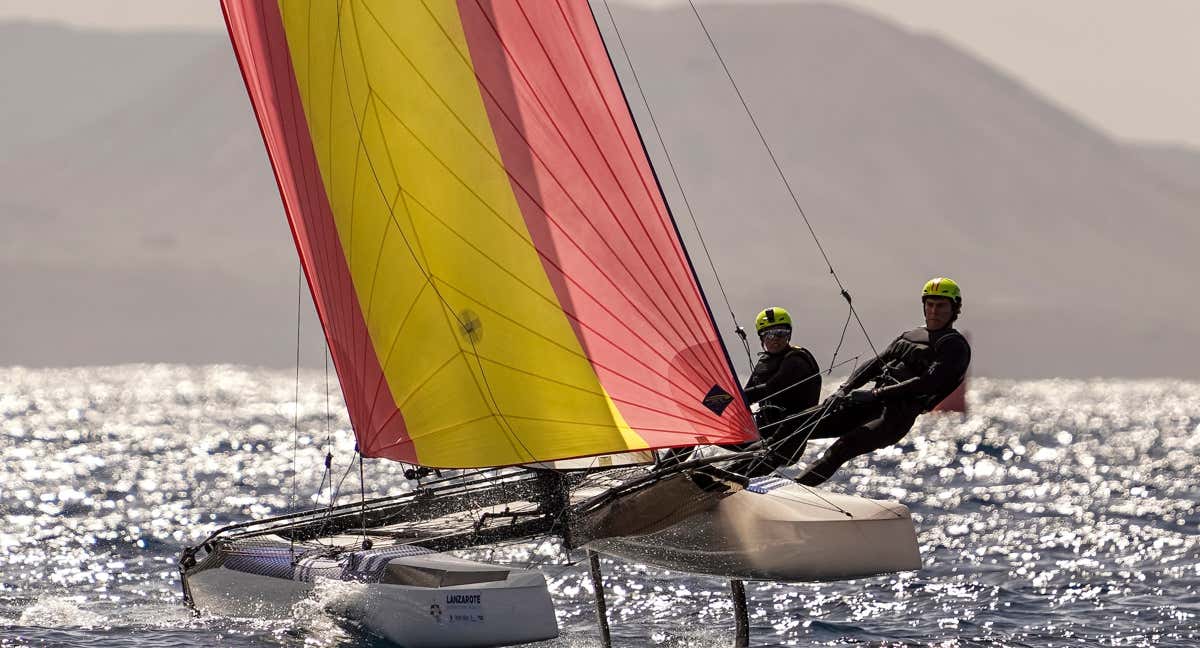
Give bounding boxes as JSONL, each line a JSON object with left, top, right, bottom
{"left": 455, "top": 3, "right": 726, "bottom": 392}
{"left": 574, "top": 0, "right": 752, "bottom": 424}
{"left": 456, "top": 1, "right": 753, "bottom": 436}
{"left": 221, "top": 0, "right": 415, "bottom": 462}
{"left": 581, "top": 0, "right": 754, "bottom": 422}
{"left": 543, "top": 0, "right": 733, "bottom": 384}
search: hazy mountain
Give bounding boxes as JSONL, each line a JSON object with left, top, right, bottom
{"left": 1, "top": 6, "right": 1196, "bottom": 377}
{"left": 0, "top": 22, "right": 324, "bottom": 368}
{"left": 1126, "top": 143, "right": 1200, "bottom": 199}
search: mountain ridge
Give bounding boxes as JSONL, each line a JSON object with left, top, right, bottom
{"left": 2, "top": 7, "right": 1196, "bottom": 377}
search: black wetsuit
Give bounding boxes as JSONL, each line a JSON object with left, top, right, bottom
{"left": 743, "top": 345, "right": 821, "bottom": 428}
{"left": 715, "top": 345, "right": 820, "bottom": 469}
{"left": 790, "top": 325, "right": 971, "bottom": 485}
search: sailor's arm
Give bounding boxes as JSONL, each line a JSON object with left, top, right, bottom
{"left": 744, "top": 354, "right": 817, "bottom": 404}
{"left": 873, "top": 336, "right": 971, "bottom": 402}
{"left": 838, "top": 345, "right": 890, "bottom": 392}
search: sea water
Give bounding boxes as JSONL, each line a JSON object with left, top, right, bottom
{"left": 1, "top": 366, "right": 1197, "bottom": 647}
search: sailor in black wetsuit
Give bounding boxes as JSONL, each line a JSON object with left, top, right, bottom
{"left": 789, "top": 277, "right": 972, "bottom": 486}
{"left": 743, "top": 307, "right": 821, "bottom": 448}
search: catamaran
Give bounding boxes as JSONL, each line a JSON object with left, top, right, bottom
{"left": 180, "top": 1, "right": 920, "bottom": 646}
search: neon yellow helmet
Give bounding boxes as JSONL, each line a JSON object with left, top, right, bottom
{"left": 755, "top": 307, "right": 793, "bottom": 335}
{"left": 921, "top": 277, "right": 962, "bottom": 304}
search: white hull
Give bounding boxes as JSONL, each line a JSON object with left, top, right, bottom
{"left": 583, "top": 478, "right": 921, "bottom": 581}
{"left": 185, "top": 551, "right": 558, "bottom": 648}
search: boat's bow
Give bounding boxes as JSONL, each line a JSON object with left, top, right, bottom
{"left": 576, "top": 474, "right": 920, "bottom": 582}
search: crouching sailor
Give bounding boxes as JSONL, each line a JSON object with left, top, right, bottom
{"left": 793, "top": 277, "right": 972, "bottom": 486}
{"left": 743, "top": 307, "right": 821, "bottom": 447}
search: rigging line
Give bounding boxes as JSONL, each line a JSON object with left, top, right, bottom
{"left": 343, "top": 96, "right": 731, "bottom": 423}
{"left": 267, "top": 0, "right": 357, "bottom": 427}
{"left": 332, "top": 0, "right": 379, "bottom": 424}
{"left": 357, "top": 450, "right": 367, "bottom": 546}
{"left": 783, "top": 454, "right": 905, "bottom": 520}
{"left": 386, "top": 270, "right": 727, "bottom": 418}
{"left": 359, "top": 167, "right": 719, "bottom": 401}
{"left": 227, "top": 0, "right": 347, "bottom": 418}
{"left": 597, "top": 0, "right": 750, "bottom": 367}
{"left": 532, "top": 0, "right": 729, "bottom": 368}
{"left": 479, "top": 1, "right": 721, "bottom": 363}
{"left": 347, "top": 1, "right": 727, "bottom": 406}
{"left": 578, "top": 0, "right": 757, "bottom": 404}
{"left": 363, "top": 8, "right": 731, "bottom": 391}
{"left": 829, "top": 304, "right": 854, "bottom": 374}
{"left": 339, "top": 4, "right": 536, "bottom": 463}
{"left": 441, "top": 0, "right": 729, "bottom": 379}
{"left": 379, "top": 0, "right": 719, "bottom": 375}
{"left": 292, "top": 266, "right": 302, "bottom": 512}
{"left": 522, "top": 533, "right": 561, "bottom": 572}
{"left": 746, "top": 353, "right": 862, "bottom": 412}
{"left": 290, "top": 265, "right": 303, "bottom": 554}
{"left": 729, "top": 405, "right": 855, "bottom": 517}
{"left": 277, "top": 5, "right": 348, "bottom": 366}
{"left": 738, "top": 407, "right": 910, "bottom": 520}
{"left": 544, "top": 555, "right": 587, "bottom": 581}
{"left": 737, "top": 398, "right": 836, "bottom": 477}
{"left": 361, "top": 141, "right": 724, "bottom": 406}
{"left": 313, "top": 451, "right": 356, "bottom": 546}
{"left": 728, "top": 363, "right": 857, "bottom": 477}
{"left": 324, "top": 344, "right": 333, "bottom": 506}
{"left": 685, "top": 0, "right": 881, "bottom": 361}
{"left": 251, "top": 0, "right": 347, "bottom": 375}
{"left": 580, "top": 0, "right": 748, "bottom": 357}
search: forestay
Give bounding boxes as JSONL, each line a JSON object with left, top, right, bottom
{"left": 221, "top": 0, "right": 755, "bottom": 468}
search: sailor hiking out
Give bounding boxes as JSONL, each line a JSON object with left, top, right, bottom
{"left": 795, "top": 277, "right": 970, "bottom": 484}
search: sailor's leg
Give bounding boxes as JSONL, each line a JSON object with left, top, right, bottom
{"left": 804, "top": 400, "right": 879, "bottom": 440}
{"left": 746, "top": 420, "right": 807, "bottom": 477}
{"left": 730, "top": 402, "right": 877, "bottom": 478}
{"left": 795, "top": 408, "right": 916, "bottom": 486}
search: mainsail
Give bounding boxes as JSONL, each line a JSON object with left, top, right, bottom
{"left": 221, "top": 0, "right": 755, "bottom": 468}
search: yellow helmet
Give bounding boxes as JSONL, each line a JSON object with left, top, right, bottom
{"left": 755, "top": 307, "right": 793, "bottom": 335}
{"left": 921, "top": 277, "right": 962, "bottom": 304}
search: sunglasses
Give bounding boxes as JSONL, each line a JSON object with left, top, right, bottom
{"left": 760, "top": 329, "right": 791, "bottom": 339}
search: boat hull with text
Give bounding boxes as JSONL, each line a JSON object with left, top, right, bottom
{"left": 182, "top": 536, "right": 557, "bottom": 648}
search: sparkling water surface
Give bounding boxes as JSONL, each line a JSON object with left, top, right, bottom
{"left": 2, "top": 366, "right": 1198, "bottom": 647}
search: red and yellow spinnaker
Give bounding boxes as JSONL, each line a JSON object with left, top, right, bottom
{"left": 221, "top": 0, "right": 755, "bottom": 468}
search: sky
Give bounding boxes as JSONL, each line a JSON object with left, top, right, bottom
{"left": 1, "top": 0, "right": 1197, "bottom": 149}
